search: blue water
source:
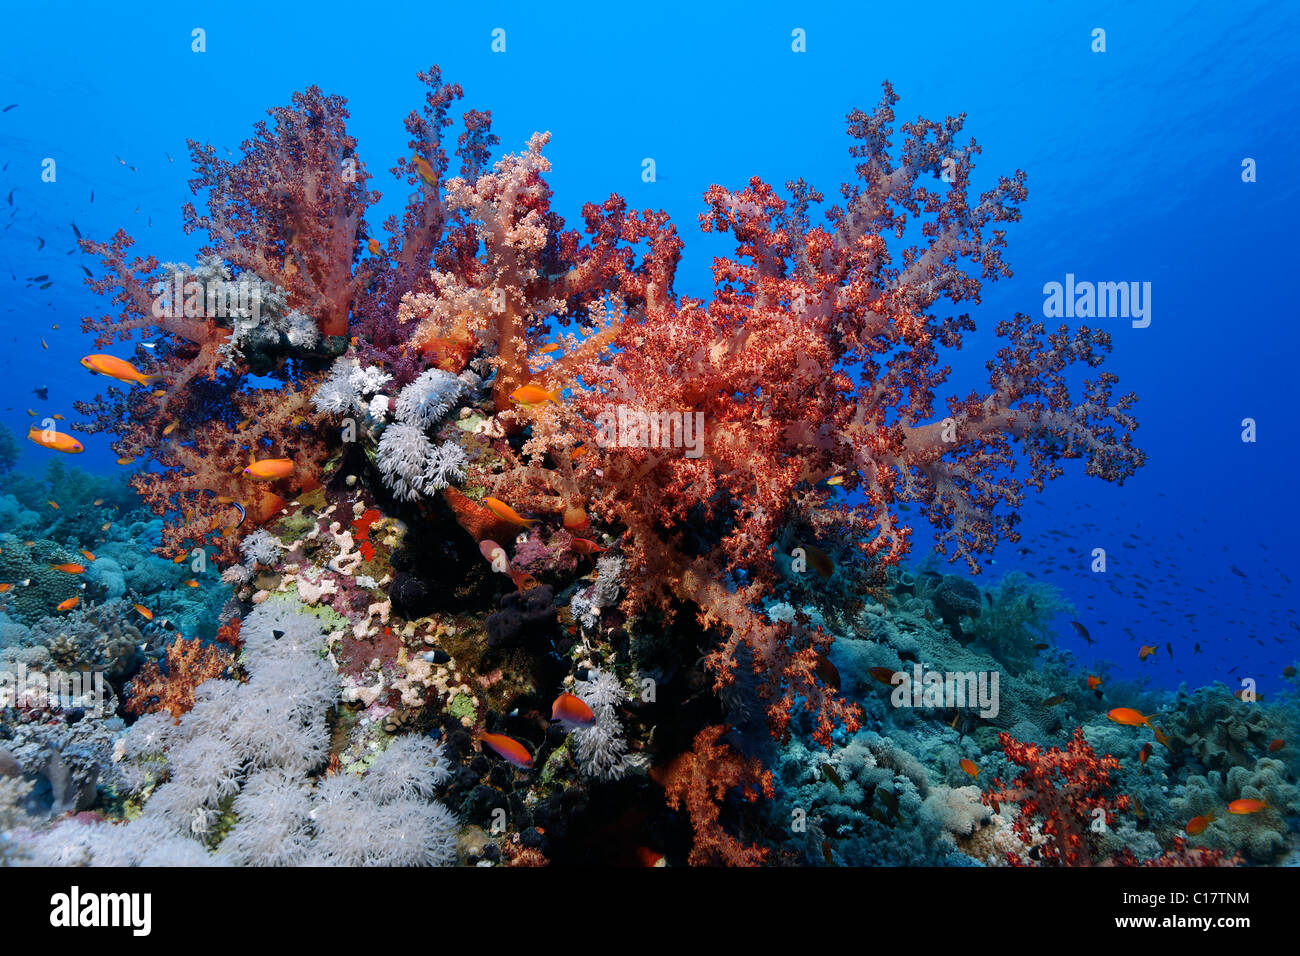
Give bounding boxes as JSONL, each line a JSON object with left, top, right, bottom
{"left": 1, "top": 0, "right": 1296, "bottom": 697}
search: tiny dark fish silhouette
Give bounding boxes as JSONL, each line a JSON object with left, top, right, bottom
{"left": 822, "top": 763, "right": 844, "bottom": 790}
{"left": 1032, "top": 643, "right": 1050, "bottom": 651}
{"left": 36, "top": 236, "right": 44, "bottom": 250}
{"left": 90, "top": 189, "right": 94, "bottom": 203}
{"left": 1, "top": 104, "right": 16, "bottom": 112}
{"left": 32, "top": 387, "right": 47, "bottom": 400}
{"left": 5, "top": 189, "right": 12, "bottom": 205}
{"left": 70, "top": 221, "right": 81, "bottom": 238}
{"left": 80, "top": 265, "right": 91, "bottom": 277}
{"left": 1041, "top": 694, "right": 1069, "bottom": 707}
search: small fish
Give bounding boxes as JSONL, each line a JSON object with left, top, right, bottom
{"left": 1107, "top": 707, "right": 1153, "bottom": 727}
{"left": 812, "top": 652, "right": 840, "bottom": 691}
{"left": 483, "top": 497, "right": 538, "bottom": 528}
{"left": 47, "top": 500, "right": 58, "bottom": 509}
{"left": 92, "top": 499, "right": 103, "bottom": 506}
{"left": 1284, "top": 665, "right": 1296, "bottom": 678}
{"left": 876, "top": 787, "right": 900, "bottom": 818}
{"left": 51, "top": 413, "right": 64, "bottom": 420}
{"left": 0, "top": 584, "right": 11, "bottom": 593}
{"left": 539, "top": 343, "right": 562, "bottom": 354}
{"left": 509, "top": 384, "right": 562, "bottom": 406}
{"left": 162, "top": 420, "right": 179, "bottom": 437}
{"left": 1226, "top": 798, "right": 1267, "bottom": 815}
{"left": 867, "top": 666, "right": 900, "bottom": 687}
{"left": 412, "top": 154, "right": 438, "bottom": 186}
{"left": 478, "top": 731, "right": 533, "bottom": 769}
{"left": 959, "top": 758, "right": 979, "bottom": 778}
{"left": 1, "top": 104, "right": 15, "bottom": 112}
{"left": 822, "top": 763, "right": 844, "bottom": 790}
{"left": 551, "top": 692, "right": 596, "bottom": 729}
{"left": 1138, "top": 645, "right": 1158, "bottom": 661}
{"left": 172, "top": 554, "right": 188, "bottom": 564}
{"left": 825, "top": 475, "right": 844, "bottom": 485}
{"left": 101, "top": 522, "right": 112, "bottom": 532}
{"left": 420, "top": 649, "right": 451, "bottom": 665}
{"left": 1087, "top": 675, "right": 1103, "bottom": 690}
{"left": 56, "top": 596, "right": 79, "bottom": 612}
{"left": 1040, "top": 694, "right": 1068, "bottom": 707}
{"left": 70, "top": 221, "right": 81, "bottom": 238}
{"left": 367, "top": 238, "right": 382, "bottom": 256}
{"left": 79, "top": 550, "right": 95, "bottom": 562}
{"left": 1070, "top": 621, "right": 1093, "bottom": 644}
{"left": 509, "top": 570, "right": 540, "bottom": 591}
{"left": 116, "top": 456, "right": 135, "bottom": 465}
{"left": 1032, "top": 642, "right": 1049, "bottom": 651}
{"left": 133, "top": 604, "right": 153, "bottom": 620}
{"left": 243, "top": 458, "right": 295, "bottom": 480}
{"left": 184, "top": 580, "right": 200, "bottom": 588}
{"left": 1153, "top": 726, "right": 1170, "bottom": 748}
{"left": 800, "top": 543, "right": 834, "bottom": 579}
{"left": 1184, "top": 813, "right": 1215, "bottom": 836}
{"left": 41, "top": 337, "right": 48, "bottom": 349}
{"left": 27, "top": 427, "right": 84, "bottom": 454}
{"left": 49, "top": 563, "right": 85, "bottom": 574}
{"left": 570, "top": 537, "right": 608, "bottom": 558}
{"left": 1138, "top": 743, "right": 1153, "bottom": 765}
{"left": 1268, "top": 738, "right": 1284, "bottom": 753}
{"left": 80, "top": 354, "right": 162, "bottom": 386}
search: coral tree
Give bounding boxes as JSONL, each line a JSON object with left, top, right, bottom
{"left": 983, "top": 728, "right": 1132, "bottom": 866}
{"left": 65, "top": 66, "right": 1148, "bottom": 866}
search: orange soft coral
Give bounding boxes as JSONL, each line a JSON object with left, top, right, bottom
{"left": 125, "top": 637, "right": 235, "bottom": 719}
{"left": 655, "top": 725, "right": 775, "bottom": 867}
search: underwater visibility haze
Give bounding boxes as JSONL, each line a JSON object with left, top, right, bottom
{"left": 0, "top": 0, "right": 1296, "bottom": 872}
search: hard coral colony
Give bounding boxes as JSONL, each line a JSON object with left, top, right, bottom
{"left": 2, "top": 64, "right": 1292, "bottom": 871}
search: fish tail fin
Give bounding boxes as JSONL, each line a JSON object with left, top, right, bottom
{"left": 547, "top": 388, "right": 563, "bottom": 404}
{"left": 143, "top": 373, "right": 165, "bottom": 385}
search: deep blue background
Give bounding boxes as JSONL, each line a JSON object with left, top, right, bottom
{"left": 0, "top": 1, "right": 1295, "bottom": 692}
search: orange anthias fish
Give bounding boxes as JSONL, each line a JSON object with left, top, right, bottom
{"left": 133, "top": 604, "right": 153, "bottom": 620}
{"left": 570, "top": 537, "right": 607, "bottom": 558}
{"left": 483, "top": 497, "right": 538, "bottom": 528}
{"left": 551, "top": 692, "right": 596, "bottom": 729}
{"left": 49, "top": 563, "right": 85, "bottom": 574}
{"left": 79, "top": 549, "right": 95, "bottom": 562}
{"left": 172, "top": 554, "right": 188, "bottom": 564}
{"left": 1185, "top": 813, "right": 1215, "bottom": 836}
{"left": 412, "top": 155, "right": 437, "bottom": 186}
{"left": 478, "top": 731, "right": 533, "bottom": 769}
{"left": 1138, "top": 743, "right": 1153, "bottom": 765}
{"left": 184, "top": 580, "right": 200, "bottom": 588}
{"left": 1138, "top": 645, "right": 1158, "bottom": 661}
{"left": 56, "top": 596, "right": 79, "bottom": 611}
{"left": 0, "top": 584, "right": 13, "bottom": 594}
{"left": 244, "top": 458, "right": 295, "bottom": 481}
{"left": 959, "top": 758, "right": 979, "bottom": 778}
{"left": 1087, "top": 675, "right": 1103, "bottom": 690}
{"left": 1153, "top": 725, "right": 1170, "bottom": 748}
{"left": 1226, "top": 799, "right": 1267, "bottom": 815}
{"left": 367, "top": 238, "right": 382, "bottom": 256}
{"left": 80, "top": 354, "right": 163, "bottom": 386}
{"left": 509, "top": 384, "right": 563, "bottom": 406}
{"left": 1268, "top": 738, "right": 1285, "bottom": 753}
{"left": 27, "top": 427, "right": 84, "bottom": 454}
{"left": 1107, "top": 707, "right": 1153, "bottom": 727}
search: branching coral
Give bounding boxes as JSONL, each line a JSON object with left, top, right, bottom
{"left": 983, "top": 727, "right": 1132, "bottom": 866}
{"left": 125, "top": 636, "right": 235, "bottom": 719}
{"left": 657, "top": 725, "right": 775, "bottom": 866}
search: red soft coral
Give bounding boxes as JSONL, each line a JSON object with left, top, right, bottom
{"left": 983, "top": 728, "right": 1132, "bottom": 866}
